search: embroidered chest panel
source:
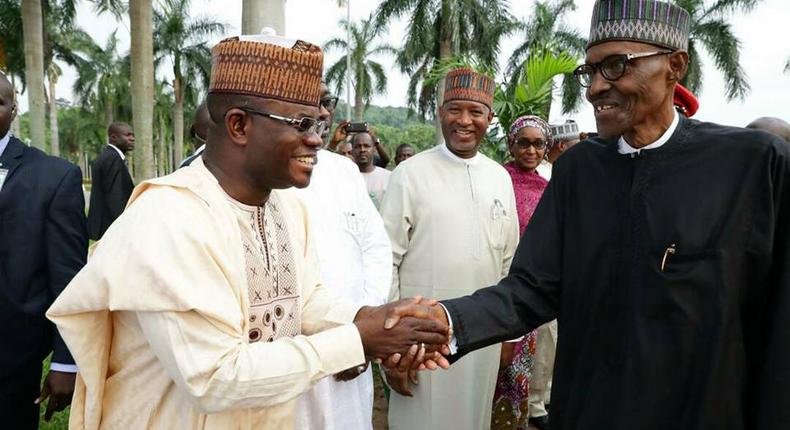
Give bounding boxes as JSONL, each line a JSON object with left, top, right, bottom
{"left": 242, "top": 198, "right": 301, "bottom": 343}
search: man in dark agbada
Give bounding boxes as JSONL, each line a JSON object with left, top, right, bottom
{"left": 391, "top": 1, "right": 790, "bottom": 429}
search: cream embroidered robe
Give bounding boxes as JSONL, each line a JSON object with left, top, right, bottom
{"left": 46, "top": 158, "right": 366, "bottom": 429}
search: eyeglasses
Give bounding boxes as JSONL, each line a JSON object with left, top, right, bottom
{"left": 514, "top": 138, "right": 547, "bottom": 150}
{"left": 573, "top": 50, "right": 672, "bottom": 88}
{"left": 320, "top": 96, "right": 339, "bottom": 111}
{"left": 240, "top": 107, "right": 327, "bottom": 137}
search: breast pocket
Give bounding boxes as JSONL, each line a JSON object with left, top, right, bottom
{"left": 644, "top": 247, "right": 724, "bottom": 329}
{"left": 488, "top": 198, "right": 512, "bottom": 251}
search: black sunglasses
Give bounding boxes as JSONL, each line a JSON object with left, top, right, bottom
{"left": 573, "top": 50, "right": 672, "bottom": 88}
{"left": 514, "top": 138, "right": 547, "bottom": 150}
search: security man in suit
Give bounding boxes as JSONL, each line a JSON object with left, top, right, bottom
{"left": 87, "top": 122, "right": 135, "bottom": 240}
{"left": 0, "top": 72, "right": 88, "bottom": 428}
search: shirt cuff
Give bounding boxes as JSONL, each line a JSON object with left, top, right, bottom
{"left": 439, "top": 303, "right": 458, "bottom": 355}
{"left": 50, "top": 362, "right": 78, "bottom": 373}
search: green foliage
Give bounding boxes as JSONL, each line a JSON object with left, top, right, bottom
{"left": 18, "top": 104, "right": 118, "bottom": 168}
{"left": 0, "top": 0, "right": 25, "bottom": 84}
{"left": 506, "top": 0, "right": 587, "bottom": 114}
{"left": 374, "top": 0, "right": 517, "bottom": 120}
{"left": 154, "top": 0, "right": 227, "bottom": 92}
{"left": 494, "top": 51, "right": 578, "bottom": 133}
{"left": 672, "top": 0, "right": 759, "bottom": 100}
{"left": 332, "top": 102, "right": 438, "bottom": 158}
{"left": 323, "top": 15, "right": 396, "bottom": 120}
{"left": 71, "top": 31, "right": 132, "bottom": 126}
{"left": 485, "top": 51, "right": 577, "bottom": 162}
{"left": 373, "top": 124, "right": 437, "bottom": 155}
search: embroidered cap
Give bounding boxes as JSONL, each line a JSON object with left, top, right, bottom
{"left": 587, "top": 0, "right": 691, "bottom": 51}
{"left": 443, "top": 67, "right": 496, "bottom": 109}
{"left": 209, "top": 35, "right": 324, "bottom": 106}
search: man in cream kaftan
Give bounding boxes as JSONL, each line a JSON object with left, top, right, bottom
{"left": 47, "top": 158, "right": 366, "bottom": 429}
{"left": 381, "top": 144, "right": 519, "bottom": 429}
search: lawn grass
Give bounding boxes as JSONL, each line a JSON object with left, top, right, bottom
{"left": 39, "top": 355, "right": 70, "bottom": 430}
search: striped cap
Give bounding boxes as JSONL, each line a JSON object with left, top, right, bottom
{"left": 209, "top": 36, "right": 323, "bottom": 106}
{"left": 588, "top": 0, "right": 691, "bottom": 51}
{"left": 443, "top": 68, "right": 496, "bottom": 109}
{"left": 550, "top": 121, "right": 580, "bottom": 142}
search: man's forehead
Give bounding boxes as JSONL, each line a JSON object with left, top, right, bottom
{"left": 443, "top": 99, "right": 488, "bottom": 110}
{"left": 585, "top": 40, "right": 665, "bottom": 62}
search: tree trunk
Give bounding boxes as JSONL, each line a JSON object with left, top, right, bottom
{"left": 242, "top": 0, "right": 286, "bottom": 35}
{"left": 353, "top": 78, "right": 364, "bottom": 121}
{"left": 21, "top": 0, "right": 46, "bottom": 151}
{"left": 130, "top": 0, "right": 155, "bottom": 180}
{"left": 10, "top": 75, "right": 21, "bottom": 137}
{"left": 105, "top": 102, "right": 114, "bottom": 128}
{"left": 433, "top": 0, "right": 454, "bottom": 146}
{"left": 158, "top": 116, "right": 166, "bottom": 175}
{"left": 47, "top": 71, "right": 60, "bottom": 157}
{"left": 173, "top": 74, "right": 184, "bottom": 168}
{"left": 435, "top": 8, "right": 453, "bottom": 146}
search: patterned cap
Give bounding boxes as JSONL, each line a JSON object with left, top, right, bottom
{"left": 443, "top": 67, "right": 496, "bottom": 109}
{"left": 550, "top": 121, "right": 580, "bottom": 142}
{"left": 588, "top": 0, "right": 691, "bottom": 51}
{"left": 509, "top": 115, "right": 554, "bottom": 152}
{"left": 209, "top": 36, "right": 323, "bottom": 106}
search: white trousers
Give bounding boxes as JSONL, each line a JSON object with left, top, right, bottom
{"left": 529, "top": 320, "right": 557, "bottom": 418}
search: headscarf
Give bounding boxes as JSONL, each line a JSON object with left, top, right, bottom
{"left": 508, "top": 115, "right": 554, "bottom": 152}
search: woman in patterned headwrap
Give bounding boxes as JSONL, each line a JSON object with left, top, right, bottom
{"left": 491, "top": 115, "right": 553, "bottom": 430}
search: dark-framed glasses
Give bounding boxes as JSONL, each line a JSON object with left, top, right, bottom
{"left": 573, "top": 50, "right": 672, "bottom": 88}
{"left": 240, "top": 107, "right": 327, "bottom": 137}
{"left": 320, "top": 95, "right": 339, "bottom": 111}
{"left": 514, "top": 138, "right": 547, "bottom": 150}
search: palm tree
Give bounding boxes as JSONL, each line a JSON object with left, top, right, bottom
{"left": 130, "top": 0, "right": 155, "bottom": 180}
{"left": 242, "top": 0, "right": 285, "bottom": 35}
{"left": 42, "top": 4, "right": 96, "bottom": 157}
{"left": 20, "top": 0, "right": 46, "bottom": 150}
{"left": 375, "top": 0, "right": 517, "bottom": 143}
{"left": 72, "top": 31, "right": 131, "bottom": 128}
{"left": 324, "top": 16, "right": 396, "bottom": 121}
{"left": 506, "top": 0, "right": 587, "bottom": 115}
{"left": 154, "top": 0, "right": 226, "bottom": 167}
{"left": 672, "top": 0, "right": 761, "bottom": 100}
{"left": 152, "top": 80, "right": 174, "bottom": 175}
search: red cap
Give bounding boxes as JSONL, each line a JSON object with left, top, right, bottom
{"left": 673, "top": 84, "right": 699, "bottom": 118}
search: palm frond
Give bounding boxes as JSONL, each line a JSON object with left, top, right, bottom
{"left": 693, "top": 19, "right": 749, "bottom": 99}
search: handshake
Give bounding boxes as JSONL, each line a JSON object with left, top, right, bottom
{"left": 351, "top": 297, "right": 451, "bottom": 396}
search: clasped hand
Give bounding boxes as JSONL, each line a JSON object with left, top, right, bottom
{"left": 353, "top": 296, "right": 451, "bottom": 379}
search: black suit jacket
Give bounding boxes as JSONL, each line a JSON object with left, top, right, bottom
{"left": 87, "top": 145, "right": 133, "bottom": 240}
{"left": 0, "top": 137, "right": 88, "bottom": 377}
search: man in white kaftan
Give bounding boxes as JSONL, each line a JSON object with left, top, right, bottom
{"left": 294, "top": 148, "right": 392, "bottom": 429}
{"left": 380, "top": 67, "right": 519, "bottom": 430}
